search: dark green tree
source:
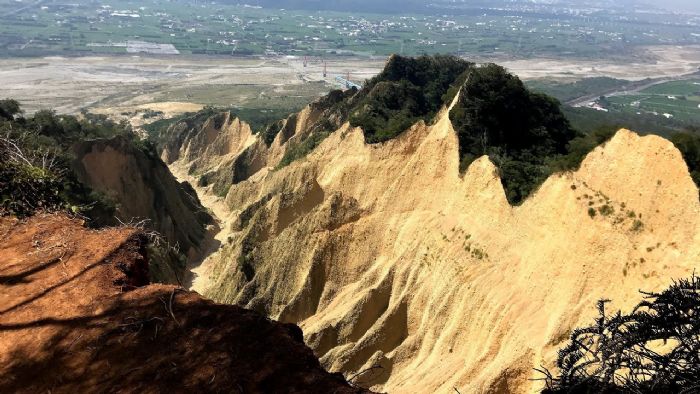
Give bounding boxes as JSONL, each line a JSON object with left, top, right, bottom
{"left": 671, "top": 132, "right": 700, "bottom": 191}
{"left": 349, "top": 54, "right": 474, "bottom": 142}
{"left": 450, "top": 64, "right": 577, "bottom": 204}
{"left": 541, "top": 275, "right": 700, "bottom": 394}
{"left": 0, "top": 99, "right": 21, "bottom": 120}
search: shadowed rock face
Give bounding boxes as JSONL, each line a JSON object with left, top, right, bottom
{"left": 0, "top": 214, "right": 368, "bottom": 394}
{"left": 71, "top": 136, "right": 213, "bottom": 282}
{"left": 166, "top": 93, "right": 700, "bottom": 392}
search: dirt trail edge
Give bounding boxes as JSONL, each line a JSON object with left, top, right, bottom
{"left": 0, "top": 213, "right": 368, "bottom": 393}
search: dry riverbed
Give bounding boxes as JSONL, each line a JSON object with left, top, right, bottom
{"left": 0, "top": 45, "right": 698, "bottom": 118}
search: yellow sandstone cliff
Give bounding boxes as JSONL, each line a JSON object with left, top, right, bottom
{"left": 168, "top": 102, "right": 699, "bottom": 393}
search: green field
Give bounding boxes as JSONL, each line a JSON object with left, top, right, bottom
{"left": 639, "top": 80, "right": 700, "bottom": 96}
{"left": 601, "top": 80, "right": 700, "bottom": 124}
{"left": 1, "top": 0, "right": 699, "bottom": 58}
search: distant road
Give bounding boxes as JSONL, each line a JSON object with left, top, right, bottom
{"left": 567, "top": 70, "right": 700, "bottom": 107}
{"left": 2, "top": 0, "right": 46, "bottom": 17}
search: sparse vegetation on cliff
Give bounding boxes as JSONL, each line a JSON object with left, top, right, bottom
{"left": 276, "top": 88, "right": 357, "bottom": 168}
{"left": 338, "top": 56, "right": 611, "bottom": 204}
{"left": 277, "top": 130, "right": 331, "bottom": 169}
{"left": 145, "top": 105, "right": 296, "bottom": 153}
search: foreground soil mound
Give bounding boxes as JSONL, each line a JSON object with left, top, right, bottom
{"left": 168, "top": 101, "right": 700, "bottom": 392}
{"left": 0, "top": 214, "right": 366, "bottom": 393}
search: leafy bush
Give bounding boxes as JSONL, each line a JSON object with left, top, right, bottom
{"left": 0, "top": 159, "right": 63, "bottom": 217}
{"left": 541, "top": 275, "right": 700, "bottom": 393}
{"left": 598, "top": 204, "right": 614, "bottom": 216}
{"left": 0, "top": 103, "right": 128, "bottom": 219}
{"left": 588, "top": 207, "right": 596, "bottom": 218}
{"left": 262, "top": 120, "right": 284, "bottom": 145}
{"left": 0, "top": 99, "right": 22, "bottom": 120}
{"left": 631, "top": 219, "right": 644, "bottom": 232}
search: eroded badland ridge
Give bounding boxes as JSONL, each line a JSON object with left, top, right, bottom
{"left": 3, "top": 55, "right": 700, "bottom": 393}
{"left": 158, "top": 68, "right": 700, "bottom": 392}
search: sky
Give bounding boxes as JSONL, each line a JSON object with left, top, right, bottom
{"left": 660, "top": 0, "right": 700, "bottom": 12}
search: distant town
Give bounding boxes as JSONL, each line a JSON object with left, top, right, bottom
{"left": 1, "top": 0, "right": 699, "bottom": 58}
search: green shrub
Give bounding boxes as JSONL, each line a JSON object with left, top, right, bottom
{"left": 631, "top": 219, "right": 644, "bottom": 232}
{"left": 261, "top": 119, "right": 284, "bottom": 146}
{"left": 197, "top": 175, "right": 209, "bottom": 187}
{"left": 0, "top": 160, "right": 63, "bottom": 217}
{"left": 598, "top": 204, "right": 614, "bottom": 216}
{"left": 277, "top": 130, "right": 331, "bottom": 168}
{"left": 0, "top": 99, "right": 22, "bottom": 120}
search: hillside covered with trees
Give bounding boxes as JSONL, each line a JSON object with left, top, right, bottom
{"left": 345, "top": 56, "right": 608, "bottom": 204}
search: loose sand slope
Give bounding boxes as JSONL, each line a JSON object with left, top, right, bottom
{"left": 174, "top": 104, "right": 699, "bottom": 392}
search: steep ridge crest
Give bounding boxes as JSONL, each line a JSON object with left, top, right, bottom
{"left": 175, "top": 102, "right": 699, "bottom": 392}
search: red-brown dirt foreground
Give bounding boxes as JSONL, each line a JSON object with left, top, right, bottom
{"left": 0, "top": 213, "right": 368, "bottom": 393}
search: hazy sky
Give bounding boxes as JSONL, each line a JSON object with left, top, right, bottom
{"left": 644, "top": 0, "right": 700, "bottom": 12}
